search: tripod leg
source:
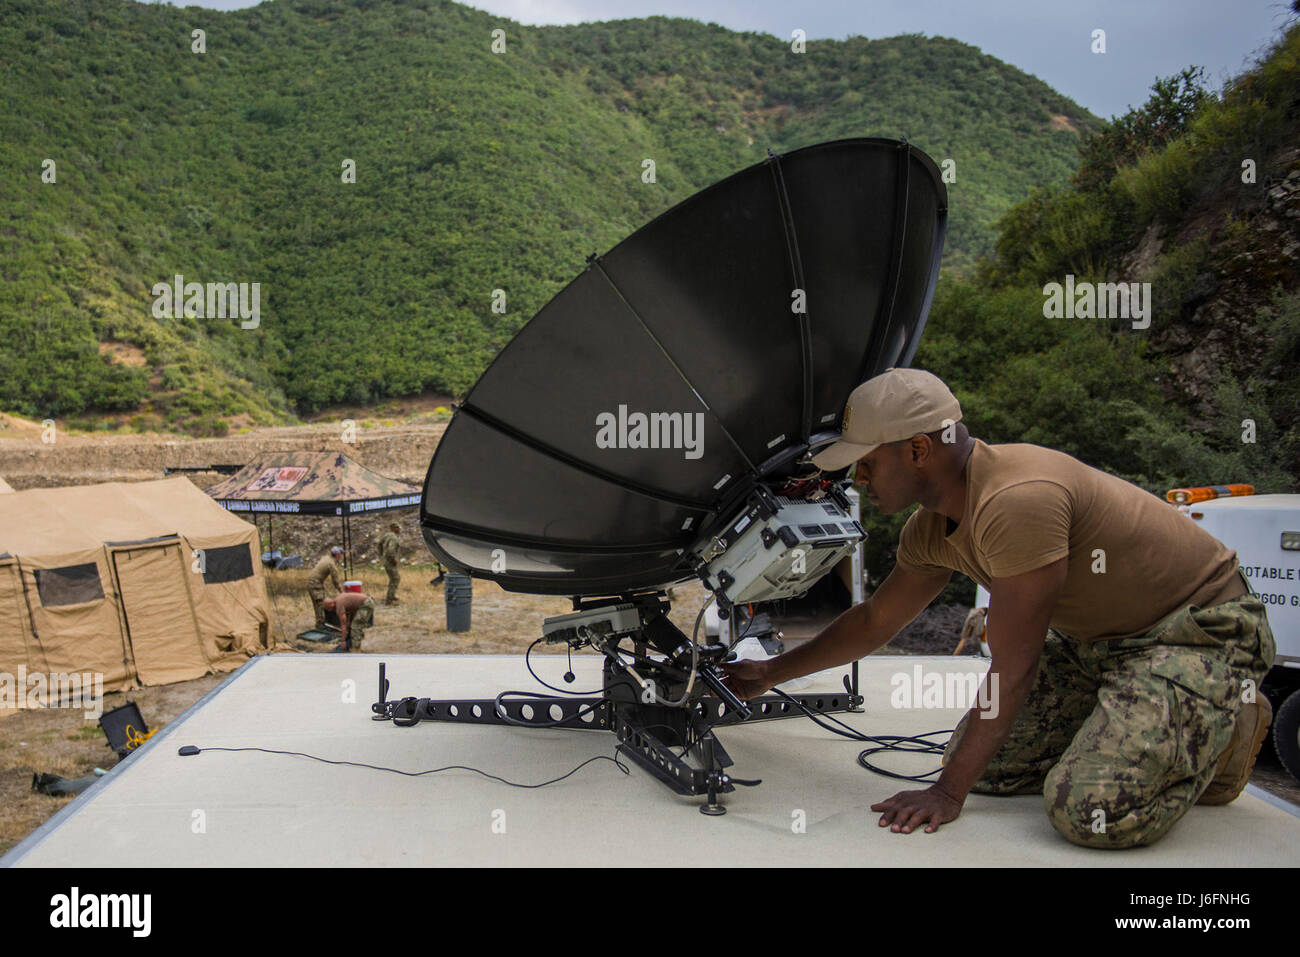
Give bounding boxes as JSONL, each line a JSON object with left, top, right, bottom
{"left": 699, "top": 736, "right": 727, "bottom": 816}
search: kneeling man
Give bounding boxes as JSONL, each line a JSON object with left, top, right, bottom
{"left": 723, "top": 368, "right": 1274, "bottom": 848}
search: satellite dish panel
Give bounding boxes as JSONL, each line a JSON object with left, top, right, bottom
{"left": 421, "top": 138, "right": 948, "bottom": 595}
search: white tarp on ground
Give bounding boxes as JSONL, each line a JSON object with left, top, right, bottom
{"left": 4, "top": 654, "right": 1297, "bottom": 867}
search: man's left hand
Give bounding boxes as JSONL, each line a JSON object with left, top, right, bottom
{"left": 871, "top": 784, "right": 964, "bottom": 834}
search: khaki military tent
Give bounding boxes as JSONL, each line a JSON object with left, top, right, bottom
{"left": 0, "top": 477, "right": 273, "bottom": 693}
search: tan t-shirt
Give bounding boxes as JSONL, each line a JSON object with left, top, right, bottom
{"left": 895, "top": 440, "right": 1244, "bottom": 640}
{"left": 308, "top": 555, "right": 342, "bottom": 591}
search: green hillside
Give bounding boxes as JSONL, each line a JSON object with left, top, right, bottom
{"left": 924, "top": 23, "right": 1300, "bottom": 494}
{"left": 0, "top": 0, "right": 1094, "bottom": 432}
{"left": 861, "top": 18, "right": 1300, "bottom": 597}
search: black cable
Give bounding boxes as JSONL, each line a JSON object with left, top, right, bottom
{"left": 524, "top": 637, "right": 604, "bottom": 695}
{"left": 458, "top": 613, "right": 946, "bottom": 782}
{"left": 769, "top": 688, "right": 953, "bottom": 782}
{"left": 526, "top": 627, "right": 949, "bottom": 781}
{"left": 854, "top": 735, "right": 951, "bottom": 782}
{"left": 512, "top": 653, "right": 698, "bottom": 755}
{"left": 180, "top": 745, "right": 629, "bottom": 788}
{"left": 731, "top": 607, "right": 768, "bottom": 644}
{"left": 520, "top": 630, "right": 702, "bottom": 757}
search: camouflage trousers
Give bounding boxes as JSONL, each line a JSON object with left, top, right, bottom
{"left": 944, "top": 585, "right": 1275, "bottom": 849}
{"left": 307, "top": 581, "right": 327, "bottom": 627}
{"left": 384, "top": 561, "right": 400, "bottom": 602}
{"left": 348, "top": 598, "right": 375, "bottom": 650}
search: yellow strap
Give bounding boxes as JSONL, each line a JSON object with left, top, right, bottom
{"left": 124, "top": 724, "right": 158, "bottom": 749}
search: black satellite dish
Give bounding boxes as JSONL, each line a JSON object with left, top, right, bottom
{"left": 420, "top": 137, "right": 948, "bottom": 595}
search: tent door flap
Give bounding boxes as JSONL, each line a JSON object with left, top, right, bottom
{"left": 112, "top": 544, "right": 208, "bottom": 685}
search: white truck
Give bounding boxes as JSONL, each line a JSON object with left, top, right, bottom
{"left": 975, "top": 490, "right": 1300, "bottom": 783}
{"left": 1186, "top": 493, "right": 1300, "bottom": 782}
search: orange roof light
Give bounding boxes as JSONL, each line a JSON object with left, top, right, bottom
{"left": 1165, "top": 484, "right": 1255, "bottom": 505}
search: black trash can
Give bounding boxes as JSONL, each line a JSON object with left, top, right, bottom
{"left": 445, "top": 573, "right": 472, "bottom": 632}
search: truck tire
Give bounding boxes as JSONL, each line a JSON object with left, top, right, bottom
{"left": 1275, "top": 688, "right": 1300, "bottom": 783}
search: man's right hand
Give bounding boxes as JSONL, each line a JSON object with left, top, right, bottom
{"left": 719, "top": 659, "right": 776, "bottom": 700}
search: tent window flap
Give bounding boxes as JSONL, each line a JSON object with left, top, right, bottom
{"left": 201, "top": 544, "right": 254, "bottom": 584}
{"left": 34, "top": 563, "right": 105, "bottom": 606}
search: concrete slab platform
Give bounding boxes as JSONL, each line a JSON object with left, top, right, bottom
{"left": 5, "top": 654, "right": 1298, "bottom": 867}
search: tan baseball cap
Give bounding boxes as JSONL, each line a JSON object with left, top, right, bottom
{"left": 810, "top": 368, "right": 962, "bottom": 471}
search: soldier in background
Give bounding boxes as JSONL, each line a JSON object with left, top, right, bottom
{"left": 307, "top": 545, "right": 345, "bottom": 627}
{"left": 324, "top": 591, "right": 375, "bottom": 652}
{"left": 379, "top": 522, "right": 402, "bottom": 605}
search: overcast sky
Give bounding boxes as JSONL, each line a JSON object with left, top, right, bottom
{"left": 160, "top": 0, "right": 1296, "bottom": 118}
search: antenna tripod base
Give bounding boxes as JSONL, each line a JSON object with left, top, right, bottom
{"left": 372, "top": 655, "right": 860, "bottom": 815}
